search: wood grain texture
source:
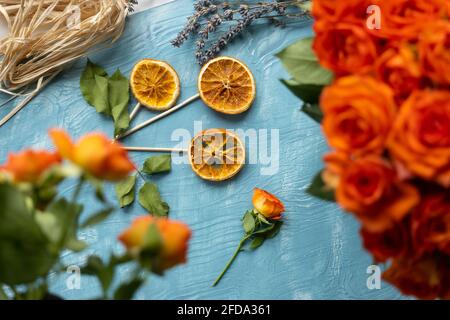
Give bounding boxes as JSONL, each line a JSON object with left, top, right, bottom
{"left": 0, "top": 0, "right": 408, "bottom": 300}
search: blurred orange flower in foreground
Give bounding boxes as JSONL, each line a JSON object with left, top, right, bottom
{"left": 419, "top": 20, "right": 450, "bottom": 86}
{"left": 252, "top": 188, "right": 285, "bottom": 220}
{"left": 119, "top": 216, "right": 191, "bottom": 271}
{"left": 321, "top": 76, "right": 396, "bottom": 156}
{"left": 0, "top": 149, "right": 61, "bottom": 183}
{"left": 388, "top": 90, "right": 450, "bottom": 187}
{"left": 49, "top": 129, "right": 134, "bottom": 181}
{"left": 336, "top": 157, "right": 419, "bottom": 232}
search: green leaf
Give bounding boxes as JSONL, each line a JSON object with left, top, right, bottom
{"left": 80, "top": 60, "right": 110, "bottom": 115}
{"left": 81, "top": 207, "right": 114, "bottom": 228}
{"left": 37, "top": 199, "right": 84, "bottom": 251}
{"left": 142, "top": 155, "right": 172, "bottom": 175}
{"left": 115, "top": 175, "right": 136, "bottom": 208}
{"left": 0, "top": 183, "right": 57, "bottom": 285}
{"left": 280, "top": 79, "right": 324, "bottom": 104}
{"left": 242, "top": 211, "right": 256, "bottom": 234}
{"left": 276, "top": 37, "right": 333, "bottom": 85}
{"left": 113, "top": 277, "right": 145, "bottom": 300}
{"left": 109, "top": 69, "right": 130, "bottom": 136}
{"left": 81, "top": 255, "right": 114, "bottom": 294}
{"left": 250, "top": 236, "right": 265, "bottom": 250}
{"left": 301, "top": 103, "right": 323, "bottom": 123}
{"left": 138, "top": 183, "right": 170, "bottom": 217}
{"left": 307, "top": 170, "right": 336, "bottom": 202}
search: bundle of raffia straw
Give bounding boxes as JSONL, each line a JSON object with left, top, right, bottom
{"left": 0, "top": 0, "right": 131, "bottom": 94}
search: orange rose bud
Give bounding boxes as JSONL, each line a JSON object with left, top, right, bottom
{"left": 387, "top": 90, "right": 450, "bottom": 187}
{"left": 336, "top": 157, "right": 419, "bottom": 232}
{"left": 321, "top": 76, "right": 396, "bottom": 156}
{"left": 119, "top": 216, "right": 191, "bottom": 271}
{"left": 0, "top": 149, "right": 61, "bottom": 183}
{"left": 252, "top": 188, "right": 285, "bottom": 220}
{"left": 49, "top": 129, "right": 134, "bottom": 181}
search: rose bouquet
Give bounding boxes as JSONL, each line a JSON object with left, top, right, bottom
{"left": 0, "top": 129, "right": 191, "bottom": 300}
{"left": 278, "top": 0, "right": 450, "bottom": 299}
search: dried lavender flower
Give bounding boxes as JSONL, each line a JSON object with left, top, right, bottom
{"left": 172, "top": 0, "right": 311, "bottom": 64}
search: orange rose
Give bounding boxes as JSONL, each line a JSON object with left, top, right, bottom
{"left": 312, "top": 0, "right": 371, "bottom": 23}
{"left": 336, "top": 157, "right": 419, "bottom": 232}
{"left": 252, "top": 188, "right": 284, "bottom": 220}
{"left": 383, "top": 255, "right": 448, "bottom": 300}
{"left": 322, "top": 151, "right": 350, "bottom": 190}
{"left": 374, "top": 0, "right": 448, "bottom": 40}
{"left": 321, "top": 76, "right": 396, "bottom": 156}
{"left": 49, "top": 129, "right": 134, "bottom": 181}
{"left": 419, "top": 20, "right": 450, "bottom": 86}
{"left": 313, "top": 21, "right": 379, "bottom": 75}
{"left": 387, "top": 90, "right": 450, "bottom": 187}
{"left": 375, "top": 44, "right": 423, "bottom": 102}
{"left": 119, "top": 216, "right": 191, "bottom": 271}
{"left": 0, "top": 149, "right": 61, "bottom": 183}
{"left": 412, "top": 190, "right": 450, "bottom": 256}
{"left": 361, "top": 220, "right": 410, "bottom": 263}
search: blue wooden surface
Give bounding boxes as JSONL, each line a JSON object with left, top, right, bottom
{"left": 0, "top": 0, "right": 406, "bottom": 299}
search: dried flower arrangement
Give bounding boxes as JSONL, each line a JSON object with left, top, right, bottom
{"left": 172, "top": 0, "right": 311, "bottom": 64}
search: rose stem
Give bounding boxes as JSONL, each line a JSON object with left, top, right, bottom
{"left": 212, "top": 234, "right": 252, "bottom": 287}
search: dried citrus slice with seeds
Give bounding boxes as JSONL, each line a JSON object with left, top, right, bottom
{"left": 189, "top": 129, "right": 245, "bottom": 181}
{"left": 198, "top": 57, "right": 256, "bottom": 114}
{"left": 130, "top": 59, "right": 180, "bottom": 111}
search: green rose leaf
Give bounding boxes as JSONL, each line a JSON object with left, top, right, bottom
{"left": 250, "top": 236, "right": 265, "bottom": 250}
{"left": 301, "top": 103, "right": 323, "bottom": 123}
{"left": 80, "top": 60, "right": 110, "bottom": 115}
{"left": 80, "top": 60, "right": 131, "bottom": 135}
{"left": 242, "top": 211, "right": 256, "bottom": 234}
{"left": 142, "top": 155, "right": 172, "bottom": 175}
{"left": 307, "top": 170, "right": 336, "bottom": 202}
{"left": 113, "top": 277, "right": 145, "bottom": 300}
{"left": 109, "top": 69, "right": 130, "bottom": 136}
{"left": 276, "top": 37, "right": 333, "bottom": 85}
{"left": 0, "top": 183, "right": 57, "bottom": 285}
{"left": 115, "top": 175, "right": 136, "bottom": 208}
{"left": 81, "top": 207, "right": 115, "bottom": 228}
{"left": 138, "top": 182, "right": 170, "bottom": 217}
{"left": 36, "top": 198, "right": 85, "bottom": 252}
{"left": 280, "top": 79, "right": 324, "bottom": 104}
{"left": 81, "top": 255, "right": 114, "bottom": 295}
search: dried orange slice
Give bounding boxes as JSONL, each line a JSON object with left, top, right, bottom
{"left": 189, "top": 129, "right": 246, "bottom": 181}
{"left": 198, "top": 57, "right": 256, "bottom": 114}
{"left": 130, "top": 59, "right": 180, "bottom": 111}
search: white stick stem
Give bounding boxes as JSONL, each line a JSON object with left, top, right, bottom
{"left": 129, "top": 101, "right": 141, "bottom": 121}
{"left": 116, "top": 93, "right": 201, "bottom": 140}
{"left": 123, "top": 146, "right": 187, "bottom": 153}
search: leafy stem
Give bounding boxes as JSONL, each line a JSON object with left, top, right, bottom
{"left": 212, "top": 233, "right": 252, "bottom": 287}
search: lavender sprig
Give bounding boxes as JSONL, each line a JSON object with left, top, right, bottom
{"left": 172, "top": 0, "right": 311, "bottom": 64}
{"left": 127, "top": 0, "right": 139, "bottom": 12}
